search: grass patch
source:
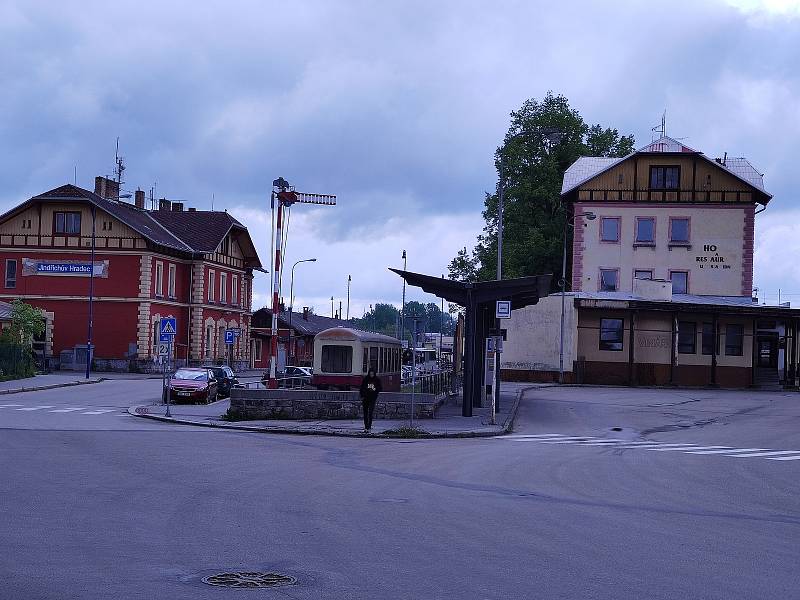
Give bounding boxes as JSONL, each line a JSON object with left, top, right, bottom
{"left": 380, "top": 426, "right": 431, "bottom": 439}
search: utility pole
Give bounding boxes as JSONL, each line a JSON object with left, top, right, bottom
{"left": 85, "top": 206, "right": 96, "bottom": 379}
{"left": 267, "top": 178, "right": 335, "bottom": 389}
{"left": 331, "top": 296, "right": 334, "bottom": 318}
{"left": 401, "top": 250, "right": 407, "bottom": 345}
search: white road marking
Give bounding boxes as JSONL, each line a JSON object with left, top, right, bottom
{"left": 0, "top": 404, "right": 23, "bottom": 408}
{"left": 646, "top": 446, "right": 727, "bottom": 452}
{"left": 49, "top": 407, "right": 90, "bottom": 413}
{"left": 765, "top": 455, "right": 800, "bottom": 461}
{"left": 574, "top": 440, "right": 628, "bottom": 445}
{"left": 81, "top": 409, "right": 116, "bottom": 415}
{"left": 682, "top": 448, "right": 767, "bottom": 455}
{"left": 15, "top": 405, "right": 55, "bottom": 411}
{"left": 729, "top": 450, "right": 800, "bottom": 458}
{"left": 501, "top": 434, "right": 567, "bottom": 439}
{"left": 616, "top": 444, "right": 698, "bottom": 449}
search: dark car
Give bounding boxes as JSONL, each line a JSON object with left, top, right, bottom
{"left": 262, "top": 365, "right": 312, "bottom": 388}
{"left": 209, "top": 366, "right": 238, "bottom": 398}
{"left": 168, "top": 368, "right": 218, "bottom": 404}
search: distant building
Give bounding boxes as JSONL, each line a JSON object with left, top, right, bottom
{"left": 250, "top": 307, "right": 353, "bottom": 370}
{"left": 0, "top": 177, "right": 262, "bottom": 371}
{"left": 504, "top": 135, "right": 800, "bottom": 389}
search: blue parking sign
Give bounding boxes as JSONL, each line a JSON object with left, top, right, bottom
{"left": 224, "top": 330, "right": 235, "bottom": 345}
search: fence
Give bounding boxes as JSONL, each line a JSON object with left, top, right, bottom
{"left": 401, "top": 371, "right": 461, "bottom": 398}
{"left": 0, "top": 342, "right": 35, "bottom": 380}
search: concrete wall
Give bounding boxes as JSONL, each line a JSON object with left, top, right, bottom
{"left": 572, "top": 202, "right": 752, "bottom": 296}
{"left": 501, "top": 294, "right": 577, "bottom": 375}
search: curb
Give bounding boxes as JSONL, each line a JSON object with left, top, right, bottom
{"left": 0, "top": 377, "right": 105, "bottom": 395}
{"left": 127, "top": 389, "right": 529, "bottom": 439}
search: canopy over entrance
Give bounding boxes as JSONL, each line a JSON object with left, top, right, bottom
{"left": 390, "top": 269, "right": 551, "bottom": 415}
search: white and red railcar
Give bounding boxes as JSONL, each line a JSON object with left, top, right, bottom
{"left": 312, "top": 327, "right": 402, "bottom": 391}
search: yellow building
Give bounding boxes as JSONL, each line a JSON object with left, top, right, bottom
{"left": 503, "top": 135, "right": 800, "bottom": 389}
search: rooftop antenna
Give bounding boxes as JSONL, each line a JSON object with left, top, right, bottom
{"left": 651, "top": 110, "right": 666, "bottom": 141}
{"left": 73, "top": 165, "right": 77, "bottom": 185}
{"left": 212, "top": 193, "right": 215, "bottom": 211}
{"left": 114, "top": 137, "right": 126, "bottom": 185}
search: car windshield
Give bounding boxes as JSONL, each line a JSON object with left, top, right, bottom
{"left": 211, "top": 368, "right": 226, "bottom": 377}
{"left": 173, "top": 369, "right": 208, "bottom": 381}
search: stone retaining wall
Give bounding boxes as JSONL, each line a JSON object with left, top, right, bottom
{"left": 229, "top": 388, "right": 444, "bottom": 420}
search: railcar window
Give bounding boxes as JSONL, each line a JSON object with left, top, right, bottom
{"left": 369, "top": 347, "right": 378, "bottom": 373}
{"left": 321, "top": 345, "right": 353, "bottom": 373}
{"left": 363, "top": 348, "right": 369, "bottom": 374}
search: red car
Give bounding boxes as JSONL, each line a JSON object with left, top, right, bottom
{"left": 168, "top": 368, "right": 219, "bottom": 404}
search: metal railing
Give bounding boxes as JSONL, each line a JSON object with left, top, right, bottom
{"left": 401, "top": 371, "right": 460, "bottom": 398}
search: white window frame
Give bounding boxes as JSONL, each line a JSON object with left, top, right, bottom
{"left": 5, "top": 259, "right": 17, "bottom": 289}
{"left": 220, "top": 272, "right": 227, "bottom": 304}
{"left": 208, "top": 270, "right": 216, "bottom": 303}
{"left": 155, "top": 261, "right": 164, "bottom": 297}
{"left": 168, "top": 264, "right": 176, "bottom": 298}
{"left": 205, "top": 325, "right": 213, "bottom": 358}
{"left": 231, "top": 274, "right": 239, "bottom": 306}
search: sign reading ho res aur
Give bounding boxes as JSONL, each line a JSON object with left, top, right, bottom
{"left": 22, "top": 259, "right": 109, "bottom": 278}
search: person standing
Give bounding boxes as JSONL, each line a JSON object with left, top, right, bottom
{"left": 359, "top": 368, "right": 382, "bottom": 432}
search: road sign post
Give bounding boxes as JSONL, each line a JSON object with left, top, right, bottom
{"left": 159, "top": 318, "right": 176, "bottom": 417}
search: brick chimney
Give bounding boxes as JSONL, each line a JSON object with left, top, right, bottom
{"left": 134, "top": 189, "right": 145, "bottom": 209}
{"left": 94, "top": 176, "right": 120, "bottom": 200}
{"left": 303, "top": 307, "right": 310, "bottom": 321}
{"left": 158, "top": 198, "right": 171, "bottom": 211}
{"left": 171, "top": 202, "right": 184, "bottom": 212}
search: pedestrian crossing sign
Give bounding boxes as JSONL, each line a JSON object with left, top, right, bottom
{"left": 160, "top": 318, "right": 177, "bottom": 336}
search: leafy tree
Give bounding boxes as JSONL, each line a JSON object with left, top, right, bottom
{"left": 453, "top": 92, "right": 634, "bottom": 289}
{"left": 6, "top": 300, "right": 45, "bottom": 346}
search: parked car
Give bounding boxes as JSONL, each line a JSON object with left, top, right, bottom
{"left": 209, "top": 366, "right": 239, "bottom": 398}
{"left": 262, "top": 365, "right": 313, "bottom": 388}
{"left": 168, "top": 368, "right": 218, "bottom": 404}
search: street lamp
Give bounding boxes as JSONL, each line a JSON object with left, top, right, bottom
{"left": 346, "top": 275, "right": 351, "bottom": 320}
{"left": 401, "top": 250, "right": 407, "bottom": 344}
{"left": 288, "top": 258, "right": 316, "bottom": 363}
{"left": 559, "top": 211, "right": 596, "bottom": 383}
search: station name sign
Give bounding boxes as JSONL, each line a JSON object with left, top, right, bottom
{"left": 22, "top": 258, "right": 109, "bottom": 278}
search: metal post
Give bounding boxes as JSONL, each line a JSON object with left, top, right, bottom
{"left": 411, "top": 318, "right": 417, "bottom": 429}
{"left": 440, "top": 274, "right": 444, "bottom": 370}
{"left": 346, "top": 275, "right": 351, "bottom": 320}
{"left": 85, "top": 206, "right": 96, "bottom": 380}
{"left": 401, "top": 250, "right": 407, "bottom": 345}
{"left": 289, "top": 258, "right": 316, "bottom": 364}
{"left": 268, "top": 199, "right": 285, "bottom": 389}
{"left": 497, "top": 157, "right": 504, "bottom": 280}
{"left": 559, "top": 218, "right": 567, "bottom": 384}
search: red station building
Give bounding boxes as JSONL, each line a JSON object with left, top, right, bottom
{"left": 0, "top": 177, "right": 262, "bottom": 371}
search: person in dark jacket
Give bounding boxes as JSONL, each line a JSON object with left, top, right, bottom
{"left": 359, "top": 369, "right": 382, "bottom": 432}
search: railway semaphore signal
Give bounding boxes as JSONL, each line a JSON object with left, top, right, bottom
{"left": 267, "top": 178, "right": 336, "bottom": 389}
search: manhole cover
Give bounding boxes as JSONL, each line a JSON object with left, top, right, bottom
{"left": 202, "top": 572, "right": 297, "bottom": 588}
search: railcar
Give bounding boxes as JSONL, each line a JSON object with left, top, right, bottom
{"left": 312, "top": 327, "right": 402, "bottom": 391}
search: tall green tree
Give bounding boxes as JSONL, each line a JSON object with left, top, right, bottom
{"left": 449, "top": 92, "right": 634, "bottom": 288}
{"left": 6, "top": 300, "right": 45, "bottom": 346}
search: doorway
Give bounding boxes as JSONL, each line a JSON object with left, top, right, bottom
{"left": 756, "top": 335, "right": 778, "bottom": 369}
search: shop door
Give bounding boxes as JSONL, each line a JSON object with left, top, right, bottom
{"left": 757, "top": 336, "right": 778, "bottom": 369}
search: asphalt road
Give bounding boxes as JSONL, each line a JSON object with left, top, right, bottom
{"left": 1, "top": 381, "right": 798, "bottom": 599}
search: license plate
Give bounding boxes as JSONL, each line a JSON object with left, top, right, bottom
{"left": 177, "top": 392, "right": 191, "bottom": 397}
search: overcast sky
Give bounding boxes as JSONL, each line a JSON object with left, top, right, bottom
{"left": 2, "top": 0, "right": 799, "bottom": 313}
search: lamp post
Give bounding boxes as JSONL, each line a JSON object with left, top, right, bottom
{"left": 401, "top": 250, "right": 407, "bottom": 345}
{"left": 346, "top": 275, "right": 351, "bottom": 320}
{"left": 85, "top": 206, "right": 96, "bottom": 380}
{"left": 288, "top": 258, "right": 316, "bottom": 364}
{"left": 559, "top": 211, "right": 596, "bottom": 383}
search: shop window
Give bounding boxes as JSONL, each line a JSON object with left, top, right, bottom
{"left": 702, "top": 322, "right": 717, "bottom": 355}
{"left": 725, "top": 324, "right": 744, "bottom": 356}
{"left": 634, "top": 269, "right": 653, "bottom": 280}
{"left": 599, "top": 269, "right": 618, "bottom": 292}
{"left": 321, "top": 345, "right": 352, "bottom": 373}
{"left": 649, "top": 166, "right": 680, "bottom": 190}
{"left": 670, "top": 217, "right": 690, "bottom": 243}
{"left": 5, "top": 259, "right": 16, "bottom": 289}
{"left": 678, "top": 321, "right": 696, "bottom": 354}
{"left": 599, "top": 318, "right": 624, "bottom": 351}
{"left": 670, "top": 271, "right": 689, "bottom": 294}
{"left": 600, "top": 217, "right": 620, "bottom": 242}
{"left": 54, "top": 211, "right": 81, "bottom": 235}
{"left": 635, "top": 217, "right": 655, "bottom": 244}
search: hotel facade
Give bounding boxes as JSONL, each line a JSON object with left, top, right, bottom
{"left": 503, "top": 136, "right": 800, "bottom": 389}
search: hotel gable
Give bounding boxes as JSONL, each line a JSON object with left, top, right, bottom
{"left": 503, "top": 135, "right": 800, "bottom": 389}
{"left": 0, "top": 177, "right": 261, "bottom": 371}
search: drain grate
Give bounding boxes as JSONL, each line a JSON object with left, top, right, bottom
{"left": 202, "top": 571, "right": 297, "bottom": 588}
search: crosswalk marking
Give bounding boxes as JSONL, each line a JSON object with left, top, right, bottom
{"left": 0, "top": 404, "right": 23, "bottom": 408}
{"left": 15, "top": 405, "right": 55, "bottom": 411}
{"left": 81, "top": 409, "right": 116, "bottom": 415}
{"left": 49, "top": 407, "right": 90, "bottom": 413}
{"left": 497, "top": 433, "right": 800, "bottom": 464}
{"left": 0, "top": 405, "right": 117, "bottom": 416}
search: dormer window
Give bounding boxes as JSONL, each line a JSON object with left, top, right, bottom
{"left": 220, "top": 236, "right": 230, "bottom": 255}
{"left": 649, "top": 166, "right": 680, "bottom": 190}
